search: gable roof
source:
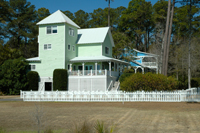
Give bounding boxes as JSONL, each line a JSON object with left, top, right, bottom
{"left": 77, "top": 27, "right": 115, "bottom": 47}
{"left": 36, "top": 10, "right": 80, "bottom": 28}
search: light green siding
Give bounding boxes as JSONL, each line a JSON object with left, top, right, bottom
{"left": 77, "top": 44, "right": 102, "bottom": 57}
{"left": 36, "top": 23, "right": 65, "bottom": 77}
{"left": 64, "top": 24, "right": 78, "bottom": 69}
{"left": 102, "top": 33, "right": 113, "bottom": 57}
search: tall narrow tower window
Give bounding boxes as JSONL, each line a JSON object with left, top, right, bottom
{"left": 69, "top": 27, "right": 74, "bottom": 36}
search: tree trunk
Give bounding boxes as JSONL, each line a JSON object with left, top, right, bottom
{"left": 108, "top": 0, "right": 110, "bottom": 27}
{"left": 162, "top": 0, "right": 171, "bottom": 75}
{"left": 165, "top": 0, "right": 175, "bottom": 76}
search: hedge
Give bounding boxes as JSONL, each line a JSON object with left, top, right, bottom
{"left": 119, "top": 69, "right": 135, "bottom": 83}
{"left": 120, "top": 72, "right": 178, "bottom": 92}
{"left": 27, "top": 71, "right": 39, "bottom": 91}
{"left": 53, "top": 69, "right": 68, "bottom": 91}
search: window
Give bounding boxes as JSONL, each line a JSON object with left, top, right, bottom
{"left": 72, "top": 46, "right": 75, "bottom": 51}
{"left": 68, "top": 64, "right": 70, "bottom": 70}
{"left": 105, "top": 47, "right": 109, "bottom": 54}
{"left": 73, "top": 65, "right": 76, "bottom": 71}
{"left": 29, "top": 65, "right": 36, "bottom": 71}
{"left": 68, "top": 44, "right": 71, "bottom": 50}
{"left": 69, "top": 27, "right": 74, "bottom": 36}
{"left": 47, "top": 26, "right": 57, "bottom": 34}
{"left": 44, "top": 44, "right": 51, "bottom": 50}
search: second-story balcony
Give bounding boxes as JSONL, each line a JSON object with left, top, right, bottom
{"left": 142, "top": 62, "right": 157, "bottom": 68}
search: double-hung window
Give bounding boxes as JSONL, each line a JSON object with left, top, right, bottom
{"left": 47, "top": 26, "right": 57, "bottom": 34}
{"left": 29, "top": 65, "right": 36, "bottom": 71}
{"left": 44, "top": 44, "right": 51, "bottom": 50}
{"left": 69, "top": 27, "right": 74, "bottom": 36}
{"left": 72, "top": 46, "right": 75, "bottom": 51}
{"left": 105, "top": 47, "right": 109, "bottom": 55}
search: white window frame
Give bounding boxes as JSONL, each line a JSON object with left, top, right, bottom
{"left": 69, "top": 27, "right": 74, "bottom": 36}
{"left": 30, "top": 65, "right": 36, "bottom": 71}
{"left": 44, "top": 44, "right": 51, "bottom": 50}
{"left": 105, "top": 47, "right": 109, "bottom": 55}
{"left": 46, "top": 26, "right": 57, "bottom": 34}
{"left": 72, "top": 45, "right": 75, "bottom": 51}
{"left": 68, "top": 44, "right": 71, "bottom": 50}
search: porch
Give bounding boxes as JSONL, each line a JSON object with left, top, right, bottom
{"left": 68, "top": 56, "right": 129, "bottom": 92}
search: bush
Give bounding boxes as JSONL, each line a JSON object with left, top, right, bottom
{"left": 27, "top": 71, "right": 39, "bottom": 91}
{"left": 120, "top": 72, "right": 178, "bottom": 91}
{"left": 191, "top": 78, "right": 200, "bottom": 87}
{"left": 119, "top": 69, "right": 134, "bottom": 83}
{"left": 53, "top": 69, "right": 68, "bottom": 91}
{"left": 0, "top": 57, "right": 28, "bottom": 94}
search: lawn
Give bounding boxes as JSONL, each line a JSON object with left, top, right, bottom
{"left": 0, "top": 101, "right": 200, "bottom": 133}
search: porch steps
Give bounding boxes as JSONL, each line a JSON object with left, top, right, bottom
{"left": 110, "top": 81, "right": 120, "bottom": 91}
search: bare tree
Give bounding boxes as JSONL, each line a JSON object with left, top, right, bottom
{"left": 30, "top": 103, "right": 45, "bottom": 133}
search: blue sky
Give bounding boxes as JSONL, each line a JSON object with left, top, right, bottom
{"left": 28, "top": 0, "right": 158, "bottom": 14}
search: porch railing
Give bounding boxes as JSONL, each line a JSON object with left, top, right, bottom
{"left": 142, "top": 62, "right": 157, "bottom": 67}
{"left": 69, "top": 70, "right": 107, "bottom": 76}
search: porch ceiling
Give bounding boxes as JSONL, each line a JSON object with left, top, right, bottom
{"left": 70, "top": 56, "right": 129, "bottom": 65}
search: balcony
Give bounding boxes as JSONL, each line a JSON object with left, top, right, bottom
{"left": 142, "top": 62, "right": 157, "bottom": 68}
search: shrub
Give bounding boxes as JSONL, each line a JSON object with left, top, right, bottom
{"left": 27, "top": 71, "right": 39, "bottom": 91}
{"left": 119, "top": 69, "right": 134, "bottom": 83}
{"left": 53, "top": 69, "right": 68, "bottom": 91}
{"left": 120, "top": 72, "right": 178, "bottom": 91}
{"left": 0, "top": 57, "right": 28, "bottom": 94}
{"left": 191, "top": 78, "right": 200, "bottom": 87}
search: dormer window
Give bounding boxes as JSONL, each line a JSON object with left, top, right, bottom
{"left": 69, "top": 27, "right": 74, "bottom": 36}
{"left": 47, "top": 26, "right": 57, "bottom": 34}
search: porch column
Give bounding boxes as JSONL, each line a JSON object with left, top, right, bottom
{"left": 95, "top": 62, "right": 97, "bottom": 75}
{"left": 135, "top": 68, "right": 137, "bottom": 73}
{"left": 109, "top": 61, "right": 111, "bottom": 76}
{"left": 70, "top": 64, "right": 72, "bottom": 71}
{"left": 142, "top": 68, "right": 144, "bottom": 74}
{"left": 120, "top": 63, "right": 122, "bottom": 72}
{"left": 82, "top": 63, "right": 85, "bottom": 76}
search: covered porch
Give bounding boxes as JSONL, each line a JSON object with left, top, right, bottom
{"left": 68, "top": 56, "right": 129, "bottom": 92}
{"left": 68, "top": 56, "right": 129, "bottom": 77}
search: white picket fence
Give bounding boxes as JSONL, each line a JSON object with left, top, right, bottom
{"left": 20, "top": 89, "right": 200, "bottom": 102}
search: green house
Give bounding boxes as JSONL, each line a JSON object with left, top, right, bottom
{"left": 27, "top": 10, "right": 129, "bottom": 91}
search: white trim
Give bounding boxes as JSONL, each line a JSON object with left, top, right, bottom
{"left": 64, "top": 24, "right": 66, "bottom": 69}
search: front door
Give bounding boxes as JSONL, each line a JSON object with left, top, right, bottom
{"left": 45, "top": 82, "right": 52, "bottom": 91}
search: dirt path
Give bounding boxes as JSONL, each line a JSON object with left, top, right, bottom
{"left": 0, "top": 102, "right": 200, "bottom": 132}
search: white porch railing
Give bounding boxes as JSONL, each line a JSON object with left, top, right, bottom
{"left": 142, "top": 62, "right": 157, "bottom": 67}
{"left": 20, "top": 90, "right": 200, "bottom": 102}
{"left": 69, "top": 70, "right": 107, "bottom": 76}
{"left": 69, "top": 70, "right": 119, "bottom": 77}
